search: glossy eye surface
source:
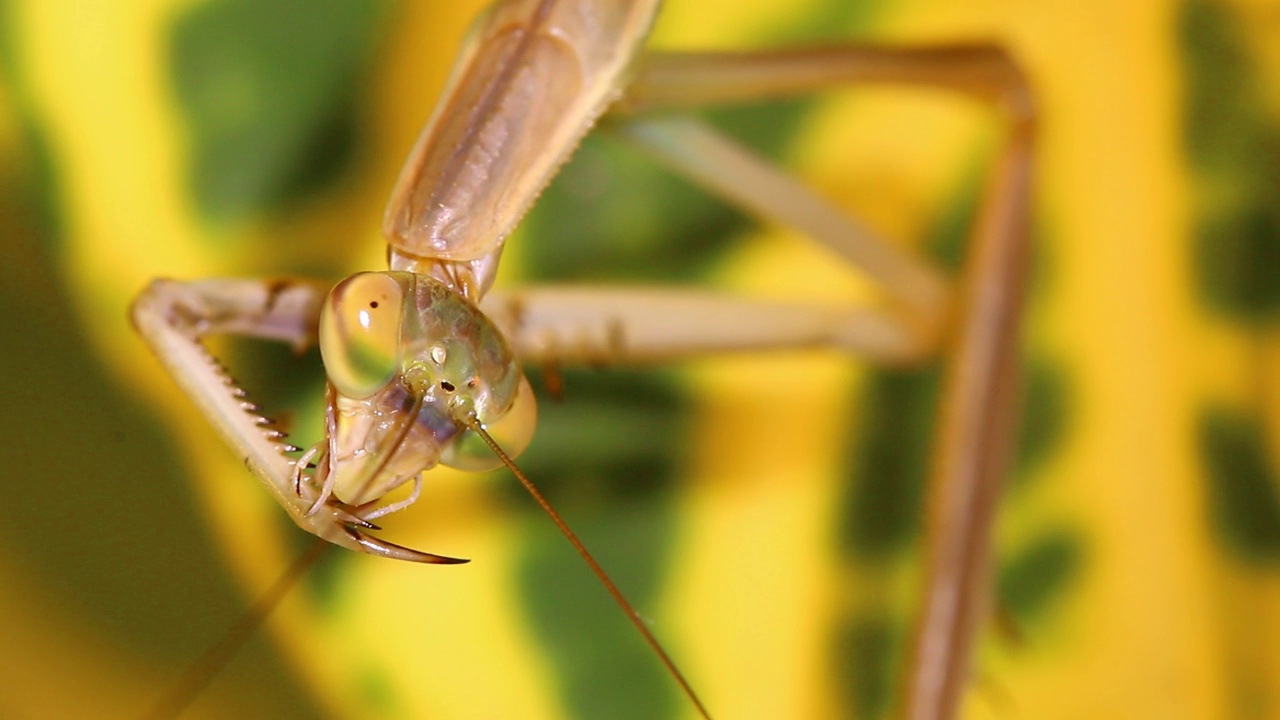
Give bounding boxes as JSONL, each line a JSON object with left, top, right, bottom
{"left": 441, "top": 374, "right": 537, "bottom": 472}
{"left": 319, "top": 272, "right": 409, "bottom": 399}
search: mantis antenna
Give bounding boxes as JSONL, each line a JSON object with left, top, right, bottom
{"left": 142, "top": 418, "right": 713, "bottom": 720}
{"left": 464, "top": 416, "right": 714, "bottom": 720}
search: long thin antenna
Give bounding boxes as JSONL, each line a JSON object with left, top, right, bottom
{"left": 142, "top": 537, "right": 329, "bottom": 720}
{"left": 465, "top": 417, "right": 713, "bottom": 720}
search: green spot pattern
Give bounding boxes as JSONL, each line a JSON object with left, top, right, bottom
{"left": 170, "top": 0, "right": 389, "bottom": 224}
{"left": 1200, "top": 410, "right": 1280, "bottom": 561}
{"left": 1181, "top": 0, "right": 1280, "bottom": 563}
{"left": 997, "top": 529, "right": 1084, "bottom": 627}
{"left": 1180, "top": 0, "right": 1280, "bottom": 319}
{"left": 838, "top": 617, "right": 904, "bottom": 719}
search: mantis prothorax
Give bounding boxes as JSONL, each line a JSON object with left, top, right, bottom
{"left": 133, "top": 0, "right": 1034, "bottom": 717}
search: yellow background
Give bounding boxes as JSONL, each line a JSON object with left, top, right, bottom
{"left": 1, "top": 0, "right": 1278, "bottom": 718}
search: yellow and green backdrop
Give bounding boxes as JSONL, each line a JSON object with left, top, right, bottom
{"left": 2, "top": 0, "right": 1279, "bottom": 718}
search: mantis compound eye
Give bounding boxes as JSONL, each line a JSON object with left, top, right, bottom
{"left": 319, "top": 272, "right": 410, "bottom": 399}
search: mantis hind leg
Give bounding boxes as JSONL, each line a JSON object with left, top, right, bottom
{"left": 493, "top": 43, "right": 1034, "bottom": 720}
{"left": 622, "top": 44, "right": 1035, "bottom": 720}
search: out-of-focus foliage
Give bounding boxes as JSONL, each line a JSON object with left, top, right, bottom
{"left": 2, "top": 0, "right": 1279, "bottom": 718}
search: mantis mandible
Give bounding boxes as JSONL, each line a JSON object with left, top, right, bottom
{"left": 133, "top": 0, "right": 1034, "bottom": 717}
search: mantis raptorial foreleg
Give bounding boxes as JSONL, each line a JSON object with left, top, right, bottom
{"left": 132, "top": 278, "right": 466, "bottom": 563}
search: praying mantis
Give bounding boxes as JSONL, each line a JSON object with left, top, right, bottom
{"left": 127, "top": 0, "right": 1032, "bottom": 717}
{"left": 14, "top": 0, "right": 1280, "bottom": 717}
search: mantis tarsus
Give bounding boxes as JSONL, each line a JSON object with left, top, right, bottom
{"left": 133, "top": 0, "right": 1033, "bottom": 717}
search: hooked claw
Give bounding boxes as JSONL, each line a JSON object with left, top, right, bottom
{"left": 305, "top": 494, "right": 467, "bottom": 563}
{"left": 341, "top": 525, "right": 469, "bottom": 564}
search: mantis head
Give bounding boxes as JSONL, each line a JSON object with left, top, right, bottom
{"left": 317, "top": 271, "right": 536, "bottom": 506}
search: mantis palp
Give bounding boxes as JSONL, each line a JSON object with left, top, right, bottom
{"left": 132, "top": 0, "right": 1033, "bottom": 717}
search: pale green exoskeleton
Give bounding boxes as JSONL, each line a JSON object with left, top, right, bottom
{"left": 133, "top": 0, "right": 1036, "bottom": 717}
{"left": 312, "top": 271, "right": 536, "bottom": 522}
